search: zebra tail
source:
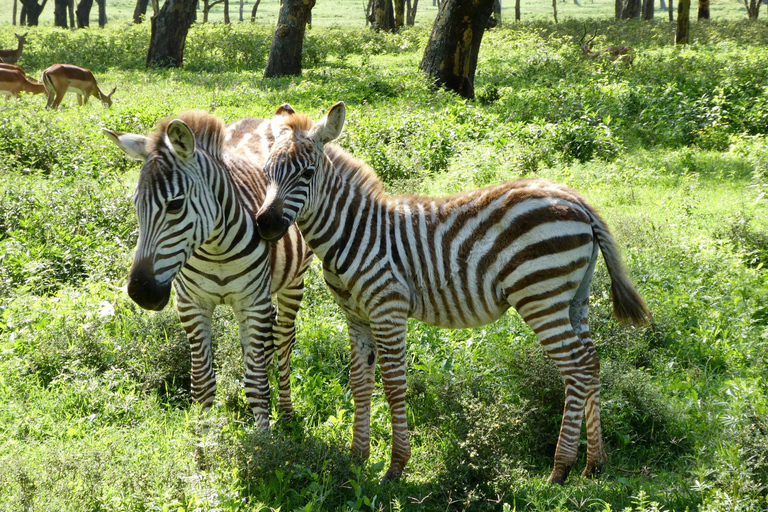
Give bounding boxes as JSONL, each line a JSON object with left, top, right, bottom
{"left": 585, "top": 206, "right": 652, "bottom": 327}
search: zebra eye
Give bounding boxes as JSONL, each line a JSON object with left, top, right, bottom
{"left": 302, "top": 166, "right": 315, "bottom": 179}
{"left": 167, "top": 198, "right": 184, "bottom": 213}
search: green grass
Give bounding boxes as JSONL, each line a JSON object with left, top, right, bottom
{"left": 1, "top": 18, "right": 768, "bottom": 512}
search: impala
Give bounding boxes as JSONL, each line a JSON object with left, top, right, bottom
{"left": 0, "top": 33, "right": 27, "bottom": 65}
{"left": 0, "top": 68, "right": 45, "bottom": 100}
{"left": 579, "top": 27, "right": 634, "bottom": 65}
{"left": 41, "top": 64, "right": 115, "bottom": 110}
{"left": 0, "top": 63, "right": 27, "bottom": 75}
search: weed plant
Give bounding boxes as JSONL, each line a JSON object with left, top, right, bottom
{"left": 0, "top": 19, "right": 767, "bottom": 512}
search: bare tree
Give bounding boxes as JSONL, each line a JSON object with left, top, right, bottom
{"left": 54, "top": 0, "right": 68, "bottom": 26}
{"left": 515, "top": 0, "right": 520, "bottom": 20}
{"left": 675, "top": 0, "right": 690, "bottom": 44}
{"left": 552, "top": 0, "right": 557, "bottom": 22}
{"left": 96, "top": 0, "right": 106, "bottom": 26}
{"left": 643, "top": 0, "right": 654, "bottom": 19}
{"left": 146, "top": 0, "right": 197, "bottom": 67}
{"left": 373, "top": 0, "right": 395, "bottom": 31}
{"left": 743, "top": 0, "right": 760, "bottom": 19}
{"left": 76, "top": 0, "right": 92, "bottom": 26}
{"left": 133, "top": 0, "right": 149, "bottom": 23}
{"left": 405, "top": 0, "right": 418, "bottom": 24}
{"left": 698, "top": 0, "right": 709, "bottom": 18}
{"left": 668, "top": 0, "right": 673, "bottom": 20}
{"left": 420, "top": 0, "right": 495, "bottom": 99}
{"left": 20, "top": 0, "right": 48, "bottom": 25}
{"left": 251, "top": 0, "right": 262, "bottom": 20}
{"left": 264, "top": 0, "right": 316, "bottom": 77}
{"left": 239, "top": 0, "right": 243, "bottom": 21}
{"left": 620, "top": 0, "right": 642, "bottom": 18}
{"left": 394, "top": 0, "right": 405, "bottom": 28}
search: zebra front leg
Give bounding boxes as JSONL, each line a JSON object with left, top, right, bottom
{"left": 347, "top": 317, "right": 377, "bottom": 462}
{"left": 236, "top": 302, "right": 275, "bottom": 430}
{"left": 371, "top": 312, "right": 411, "bottom": 481}
{"left": 273, "top": 282, "right": 305, "bottom": 422}
{"left": 176, "top": 299, "right": 217, "bottom": 410}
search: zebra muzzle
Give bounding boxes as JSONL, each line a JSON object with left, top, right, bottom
{"left": 255, "top": 204, "right": 290, "bottom": 242}
{"left": 127, "top": 258, "right": 173, "bottom": 311}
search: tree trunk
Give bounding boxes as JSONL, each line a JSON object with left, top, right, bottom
{"left": 54, "top": 0, "right": 68, "bottom": 26}
{"left": 223, "top": 0, "right": 229, "bottom": 22}
{"left": 419, "top": 0, "right": 495, "bottom": 99}
{"left": 643, "top": 0, "right": 654, "bottom": 19}
{"left": 68, "top": 0, "right": 75, "bottom": 26}
{"left": 96, "top": 0, "right": 106, "bottom": 26}
{"left": 133, "top": 0, "right": 148, "bottom": 22}
{"left": 491, "top": 0, "right": 501, "bottom": 25}
{"left": 394, "top": 0, "right": 405, "bottom": 28}
{"left": 373, "top": 0, "right": 395, "bottom": 31}
{"left": 264, "top": 0, "right": 316, "bottom": 78}
{"left": 150, "top": 0, "right": 158, "bottom": 13}
{"left": 250, "top": 0, "right": 261, "bottom": 20}
{"left": 146, "top": 0, "right": 197, "bottom": 68}
{"left": 697, "top": 0, "right": 709, "bottom": 18}
{"left": 620, "top": 0, "right": 641, "bottom": 18}
{"left": 675, "top": 0, "right": 690, "bottom": 44}
{"left": 552, "top": 0, "right": 558, "bottom": 22}
{"left": 515, "top": 0, "right": 520, "bottom": 20}
{"left": 668, "top": 0, "right": 673, "bottom": 20}
{"left": 659, "top": 0, "right": 665, "bottom": 8}
{"left": 743, "top": 0, "right": 760, "bottom": 19}
{"left": 405, "top": 0, "right": 418, "bottom": 24}
{"left": 20, "top": 0, "right": 48, "bottom": 25}
{"left": 239, "top": 0, "right": 243, "bottom": 21}
{"left": 76, "top": 0, "right": 92, "bottom": 26}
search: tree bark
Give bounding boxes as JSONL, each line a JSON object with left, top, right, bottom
{"left": 697, "top": 0, "right": 709, "bottom": 18}
{"left": 13, "top": 0, "right": 18, "bottom": 24}
{"left": 491, "top": 0, "right": 501, "bottom": 25}
{"left": 133, "top": 0, "right": 148, "bottom": 23}
{"left": 20, "top": 0, "right": 48, "bottom": 25}
{"left": 264, "top": 0, "right": 316, "bottom": 78}
{"left": 373, "top": 0, "right": 395, "bottom": 31}
{"left": 668, "top": 0, "right": 673, "bottom": 20}
{"left": 419, "top": 0, "right": 495, "bottom": 99}
{"left": 54, "top": 0, "right": 68, "bottom": 26}
{"left": 643, "top": 0, "right": 654, "bottom": 19}
{"left": 223, "top": 0, "right": 229, "bottom": 22}
{"left": 96, "top": 0, "right": 106, "bottom": 26}
{"left": 68, "top": 0, "right": 75, "bottom": 26}
{"left": 620, "top": 0, "right": 641, "bottom": 19}
{"left": 250, "top": 0, "right": 261, "bottom": 20}
{"left": 394, "top": 0, "right": 405, "bottom": 28}
{"left": 239, "top": 0, "right": 243, "bottom": 21}
{"left": 675, "top": 0, "right": 690, "bottom": 44}
{"left": 552, "top": 0, "right": 558, "bottom": 22}
{"left": 515, "top": 0, "right": 520, "bottom": 20}
{"left": 743, "top": 0, "right": 760, "bottom": 19}
{"left": 659, "top": 0, "right": 665, "bottom": 9}
{"left": 146, "top": 0, "right": 197, "bottom": 68}
{"left": 76, "top": 0, "right": 92, "bottom": 26}
{"left": 405, "top": 0, "right": 418, "bottom": 24}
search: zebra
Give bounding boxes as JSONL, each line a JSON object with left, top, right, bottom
{"left": 104, "top": 110, "right": 312, "bottom": 429}
{"left": 254, "top": 102, "right": 651, "bottom": 483}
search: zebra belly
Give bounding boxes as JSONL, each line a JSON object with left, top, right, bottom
{"left": 180, "top": 257, "right": 272, "bottom": 309}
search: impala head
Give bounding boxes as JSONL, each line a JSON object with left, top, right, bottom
{"left": 102, "top": 87, "right": 116, "bottom": 108}
{"left": 255, "top": 101, "right": 346, "bottom": 241}
{"left": 104, "top": 116, "right": 222, "bottom": 310}
{"left": 15, "top": 32, "right": 27, "bottom": 46}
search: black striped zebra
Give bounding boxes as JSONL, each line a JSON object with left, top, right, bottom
{"left": 254, "top": 102, "right": 651, "bottom": 483}
{"left": 104, "top": 111, "right": 312, "bottom": 429}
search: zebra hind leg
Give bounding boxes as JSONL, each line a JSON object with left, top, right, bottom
{"left": 347, "top": 317, "right": 377, "bottom": 463}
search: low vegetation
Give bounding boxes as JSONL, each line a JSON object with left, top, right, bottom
{"left": 1, "top": 18, "right": 767, "bottom": 511}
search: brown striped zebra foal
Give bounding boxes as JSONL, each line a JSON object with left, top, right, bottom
{"left": 254, "top": 102, "right": 651, "bottom": 483}
{"left": 104, "top": 112, "right": 312, "bottom": 428}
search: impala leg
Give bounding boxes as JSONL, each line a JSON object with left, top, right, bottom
{"left": 371, "top": 311, "right": 411, "bottom": 481}
{"left": 77, "top": 94, "right": 83, "bottom": 106}
{"left": 273, "top": 281, "right": 304, "bottom": 422}
{"left": 236, "top": 300, "right": 275, "bottom": 430}
{"left": 347, "top": 317, "right": 377, "bottom": 462}
{"left": 45, "top": 88, "right": 55, "bottom": 108}
{"left": 176, "top": 296, "right": 217, "bottom": 411}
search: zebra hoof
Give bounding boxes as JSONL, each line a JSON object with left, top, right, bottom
{"left": 581, "top": 463, "right": 603, "bottom": 479}
{"left": 547, "top": 464, "right": 573, "bottom": 485}
{"left": 379, "top": 467, "right": 403, "bottom": 484}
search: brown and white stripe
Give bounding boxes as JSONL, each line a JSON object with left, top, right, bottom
{"left": 104, "top": 111, "right": 312, "bottom": 429}
{"left": 255, "top": 102, "right": 651, "bottom": 483}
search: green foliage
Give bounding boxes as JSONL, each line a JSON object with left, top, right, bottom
{"left": 0, "top": 18, "right": 767, "bottom": 512}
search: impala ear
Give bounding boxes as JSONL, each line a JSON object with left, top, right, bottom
{"left": 108, "top": 87, "right": 116, "bottom": 98}
{"left": 103, "top": 129, "right": 149, "bottom": 161}
{"left": 271, "top": 103, "right": 295, "bottom": 139}
{"left": 310, "top": 101, "right": 345, "bottom": 145}
{"left": 166, "top": 119, "right": 195, "bottom": 161}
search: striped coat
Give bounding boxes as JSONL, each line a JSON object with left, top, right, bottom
{"left": 255, "top": 102, "right": 651, "bottom": 483}
{"left": 105, "top": 112, "right": 312, "bottom": 428}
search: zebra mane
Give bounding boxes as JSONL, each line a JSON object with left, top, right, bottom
{"left": 148, "top": 111, "right": 225, "bottom": 158}
{"left": 326, "top": 144, "right": 386, "bottom": 201}
{"left": 283, "top": 113, "right": 314, "bottom": 133}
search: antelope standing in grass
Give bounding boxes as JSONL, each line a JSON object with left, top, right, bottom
{"left": 42, "top": 64, "right": 115, "bottom": 109}
{"left": 0, "top": 68, "right": 46, "bottom": 100}
{"left": 0, "top": 33, "right": 27, "bottom": 65}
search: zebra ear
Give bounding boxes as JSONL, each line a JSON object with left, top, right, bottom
{"left": 103, "top": 129, "right": 149, "bottom": 161}
{"left": 311, "top": 101, "right": 345, "bottom": 145}
{"left": 166, "top": 119, "right": 196, "bottom": 161}
{"left": 271, "top": 103, "right": 295, "bottom": 139}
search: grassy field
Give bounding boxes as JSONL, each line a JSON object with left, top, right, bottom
{"left": 0, "top": 0, "right": 759, "bottom": 29}
{"left": 1, "top": 16, "right": 768, "bottom": 512}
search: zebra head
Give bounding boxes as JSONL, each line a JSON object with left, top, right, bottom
{"left": 104, "top": 120, "right": 220, "bottom": 311}
{"left": 256, "top": 101, "right": 346, "bottom": 241}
